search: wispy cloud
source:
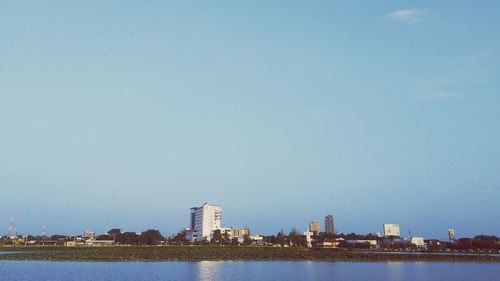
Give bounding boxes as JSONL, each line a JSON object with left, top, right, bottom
{"left": 414, "top": 49, "right": 496, "bottom": 103}
{"left": 388, "top": 9, "right": 427, "bottom": 24}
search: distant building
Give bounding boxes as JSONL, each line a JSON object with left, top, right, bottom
{"left": 410, "top": 237, "right": 425, "bottom": 247}
{"left": 214, "top": 227, "right": 233, "bottom": 240}
{"left": 37, "top": 239, "right": 61, "bottom": 246}
{"left": 186, "top": 229, "right": 198, "bottom": 242}
{"left": 316, "top": 238, "right": 342, "bottom": 249}
{"left": 231, "top": 227, "right": 250, "bottom": 238}
{"left": 64, "top": 241, "right": 85, "bottom": 247}
{"left": 189, "top": 202, "right": 222, "bottom": 241}
{"left": 309, "top": 221, "right": 320, "bottom": 234}
{"left": 85, "top": 239, "right": 114, "bottom": 246}
{"left": 346, "top": 239, "right": 378, "bottom": 247}
{"left": 304, "top": 231, "right": 314, "bottom": 248}
{"left": 83, "top": 230, "right": 96, "bottom": 240}
{"left": 325, "top": 214, "right": 334, "bottom": 235}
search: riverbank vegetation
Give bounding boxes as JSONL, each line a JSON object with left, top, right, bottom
{"left": 1, "top": 246, "right": 499, "bottom": 262}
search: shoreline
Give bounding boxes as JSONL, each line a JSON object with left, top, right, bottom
{"left": 1, "top": 246, "right": 499, "bottom": 263}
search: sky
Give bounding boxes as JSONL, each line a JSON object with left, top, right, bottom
{"left": 0, "top": 0, "right": 499, "bottom": 239}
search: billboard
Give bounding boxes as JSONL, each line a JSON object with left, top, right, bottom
{"left": 448, "top": 229, "right": 456, "bottom": 241}
{"left": 383, "top": 224, "right": 401, "bottom": 237}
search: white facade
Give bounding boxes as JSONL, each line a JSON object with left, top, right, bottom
{"left": 190, "top": 203, "right": 222, "bottom": 241}
{"left": 85, "top": 239, "right": 115, "bottom": 246}
{"left": 304, "top": 230, "right": 314, "bottom": 248}
{"left": 411, "top": 237, "right": 425, "bottom": 247}
{"left": 83, "top": 230, "right": 96, "bottom": 240}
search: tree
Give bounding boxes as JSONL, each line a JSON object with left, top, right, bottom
{"left": 231, "top": 237, "right": 240, "bottom": 246}
{"left": 222, "top": 231, "right": 231, "bottom": 245}
{"left": 140, "top": 229, "right": 164, "bottom": 245}
{"left": 107, "top": 229, "right": 121, "bottom": 236}
{"left": 276, "top": 230, "right": 286, "bottom": 247}
{"left": 197, "top": 238, "right": 210, "bottom": 245}
{"left": 96, "top": 234, "right": 112, "bottom": 240}
{"left": 473, "top": 235, "right": 499, "bottom": 250}
{"left": 211, "top": 229, "right": 223, "bottom": 245}
{"left": 288, "top": 227, "right": 302, "bottom": 247}
{"left": 119, "top": 232, "right": 139, "bottom": 245}
{"left": 170, "top": 230, "right": 188, "bottom": 245}
{"left": 107, "top": 229, "right": 121, "bottom": 243}
{"left": 243, "top": 234, "right": 252, "bottom": 246}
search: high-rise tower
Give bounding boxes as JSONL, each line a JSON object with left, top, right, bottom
{"left": 189, "top": 202, "right": 222, "bottom": 241}
{"left": 325, "top": 214, "right": 334, "bottom": 235}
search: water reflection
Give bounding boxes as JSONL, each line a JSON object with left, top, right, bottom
{"left": 196, "top": 261, "right": 221, "bottom": 281}
{"left": 386, "top": 261, "right": 404, "bottom": 281}
{"left": 0, "top": 260, "right": 498, "bottom": 281}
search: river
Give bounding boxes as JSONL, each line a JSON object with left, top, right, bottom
{"left": 0, "top": 260, "right": 498, "bottom": 281}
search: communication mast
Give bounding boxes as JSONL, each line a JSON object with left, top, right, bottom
{"left": 7, "top": 216, "right": 14, "bottom": 237}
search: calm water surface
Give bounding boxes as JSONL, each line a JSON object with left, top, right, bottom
{"left": 0, "top": 261, "right": 498, "bottom": 281}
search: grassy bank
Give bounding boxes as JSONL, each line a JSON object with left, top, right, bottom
{"left": 1, "top": 246, "right": 499, "bottom": 262}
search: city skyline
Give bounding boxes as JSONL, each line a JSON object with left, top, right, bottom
{"left": 0, "top": 203, "right": 486, "bottom": 241}
{"left": 1, "top": 1, "right": 499, "bottom": 238}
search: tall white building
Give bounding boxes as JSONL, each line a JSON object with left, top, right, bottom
{"left": 189, "top": 203, "right": 222, "bottom": 241}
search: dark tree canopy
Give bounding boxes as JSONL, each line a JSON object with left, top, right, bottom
{"left": 140, "top": 229, "right": 164, "bottom": 245}
{"left": 211, "top": 229, "right": 223, "bottom": 245}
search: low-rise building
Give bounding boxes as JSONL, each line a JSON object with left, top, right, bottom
{"left": 316, "top": 238, "right": 342, "bottom": 249}
{"left": 85, "top": 239, "right": 115, "bottom": 246}
{"left": 186, "top": 229, "right": 199, "bottom": 242}
{"left": 346, "top": 239, "right": 378, "bottom": 246}
{"left": 237, "top": 235, "right": 263, "bottom": 245}
{"left": 411, "top": 237, "right": 425, "bottom": 247}
{"left": 231, "top": 227, "right": 250, "bottom": 237}
{"left": 37, "top": 239, "right": 62, "bottom": 246}
{"left": 64, "top": 241, "right": 85, "bottom": 247}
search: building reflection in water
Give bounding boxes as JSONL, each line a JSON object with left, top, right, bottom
{"left": 387, "top": 261, "right": 405, "bottom": 281}
{"left": 196, "top": 261, "right": 221, "bottom": 281}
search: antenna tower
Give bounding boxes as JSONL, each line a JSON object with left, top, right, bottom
{"left": 7, "top": 216, "right": 14, "bottom": 237}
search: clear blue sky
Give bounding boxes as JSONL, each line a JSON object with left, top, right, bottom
{"left": 1, "top": 0, "right": 499, "bottom": 239}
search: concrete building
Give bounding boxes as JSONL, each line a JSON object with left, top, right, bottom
{"left": 64, "top": 235, "right": 85, "bottom": 247}
{"left": 346, "top": 239, "right": 378, "bottom": 247}
{"left": 214, "top": 227, "right": 233, "bottom": 240}
{"left": 85, "top": 239, "right": 115, "bottom": 246}
{"left": 316, "top": 238, "right": 343, "bottom": 249}
{"left": 309, "top": 221, "right": 320, "bottom": 234}
{"left": 231, "top": 227, "right": 250, "bottom": 238}
{"left": 186, "top": 229, "right": 198, "bottom": 242}
{"left": 83, "top": 230, "right": 96, "bottom": 240}
{"left": 325, "top": 214, "right": 334, "bottom": 235}
{"left": 189, "top": 202, "right": 222, "bottom": 242}
{"left": 304, "top": 230, "right": 314, "bottom": 248}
